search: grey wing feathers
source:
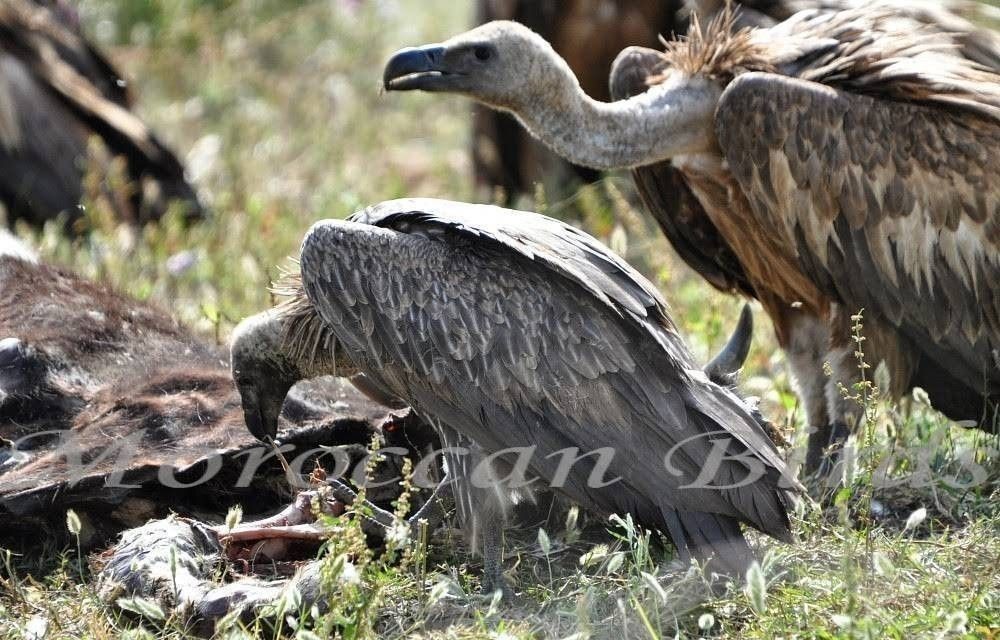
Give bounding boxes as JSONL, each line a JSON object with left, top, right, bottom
{"left": 351, "top": 198, "right": 684, "bottom": 347}
{"left": 299, "top": 203, "right": 794, "bottom": 543}
{"left": 716, "top": 72, "right": 1000, "bottom": 396}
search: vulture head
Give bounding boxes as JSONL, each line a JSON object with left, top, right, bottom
{"left": 231, "top": 291, "right": 402, "bottom": 443}
{"left": 230, "top": 309, "right": 314, "bottom": 442}
{"left": 383, "top": 21, "right": 582, "bottom": 111}
{"left": 383, "top": 19, "right": 726, "bottom": 170}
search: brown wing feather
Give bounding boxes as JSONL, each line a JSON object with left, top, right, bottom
{"left": 716, "top": 71, "right": 1000, "bottom": 398}
{"left": 609, "top": 46, "right": 756, "bottom": 298}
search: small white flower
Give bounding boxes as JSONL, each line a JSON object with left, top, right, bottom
{"left": 697, "top": 613, "right": 715, "bottom": 630}
{"left": 745, "top": 562, "right": 766, "bottom": 614}
{"left": 831, "top": 614, "right": 852, "bottom": 628}
{"left": 537, "top": 528, "right": 551, "bottom": 556}
{"left": 24, "top": 615, "right": 48, "bottom": 640}
{"left": 65, "top": 510, "right": 81, "bottom": 536}
{"left": 904, "top": 507, "right": 927, "bottom": 532}
{"left": 338, "top": 560, "right": 361, "bottom": 586}
{"left": 166, "top": 250, "right": 197, "bottom": 276}
{"left": 386, "top": 521, "right": 410, "bottom": 546}
{"left": 912, "top": 387, "right": 931, "bottom": 406}
{"left": 579, "top": 544, "right": 608, "bottom": 567}
{"left": 945, "top": 611, "right": 968, "bottom": 634}
{"left": 225, "top": 505, "right": 243, "bottom": 532}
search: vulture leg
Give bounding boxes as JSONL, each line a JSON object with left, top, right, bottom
{"left": 780, "top": 312, "right": 838, "bottom": 483}
{"left": 436, "top": 423, "right": 510, "bottom": 597}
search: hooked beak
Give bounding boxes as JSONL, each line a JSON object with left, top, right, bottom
{"left": 382, "top": 45, "right": 455, "bottom": 91}
{"left": 237, "top": 383, "right": 284, "bottom": 443}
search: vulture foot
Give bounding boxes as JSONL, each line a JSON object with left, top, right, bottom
{"left": 478, "top": 523, "right": 512, "bottom": 600}
{"left": 803, "top": 422, "right": 851, "bottom": 497}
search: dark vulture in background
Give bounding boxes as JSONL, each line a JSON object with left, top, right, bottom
{"left": 0, "top": 0, "right": 202, "bottom": 229}
{"left": 232, "top": 198, "right": 798, "bottom": 594}
{"left": 0, "top": 231, "right": 435, "bottom": 549}
{"left": 383, "top": 3, "right": 1000, "bottom": 483}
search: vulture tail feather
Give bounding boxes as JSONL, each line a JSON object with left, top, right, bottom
{"left": 662, "top": 509, "right": 756, "bottom": 577}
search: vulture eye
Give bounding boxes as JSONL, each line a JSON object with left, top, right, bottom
{"left": 474, "top": 46, "right": 492, "bottom": 61}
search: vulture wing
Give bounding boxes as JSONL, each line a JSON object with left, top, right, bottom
{"left": 609, "top": 46, "right": 756, "bottom": 298}
{"left": 299, "top": 199, "right": 794, "bottom": 564}
{"left": 716, "top": 72, "right": 1000, "bottom": 404}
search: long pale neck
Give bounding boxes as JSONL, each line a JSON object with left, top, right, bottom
{"left": 509, "top": 75, "right": 720, "bottom": 171}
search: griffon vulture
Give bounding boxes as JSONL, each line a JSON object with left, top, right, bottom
{"left": 382, "top": 6, "right": 1000, "bottom": 481}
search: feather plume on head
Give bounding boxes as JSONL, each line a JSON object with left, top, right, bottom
{"left": 269, "top": 261, "right": 340, "bottom": 372}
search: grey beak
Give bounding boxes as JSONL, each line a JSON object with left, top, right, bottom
{"left": 238, "top": 386, "right": 272, "bottom": 442}
{"left": 383, "top": 45, "right": 448, "bottom": 91}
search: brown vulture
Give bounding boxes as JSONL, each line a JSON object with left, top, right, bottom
{"left": 470, "top": 0, "right": 1000, "bottom": 201}
{"left": 232, "top": 197, "right": 798, "bottom": 594}
{"left": 0, "top": 0, "right": 202, "bottom": 229}
{"left": 382, "top": 4, "right": 1000, "bottom": 482}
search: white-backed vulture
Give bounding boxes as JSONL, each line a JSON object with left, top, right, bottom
{"left": 231, "top": 197, "right": 798, "bottom": 593}
{"left": 0, "top": 0, "right": 202, "bottom": 229}
{"left": 471, "top": 0, "right": 1000, "bottom": 203}
{"left": 381, "top": 5, "right": 1000, "bottom": 482}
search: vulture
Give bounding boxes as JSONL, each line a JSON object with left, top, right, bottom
{"left": 470, "top": 0, "right": 1000, "bottom": 202}
{"left": 0, "top": 0, "right": 202, "bottom": 229}
{"left": 381, "top": 5, "right": 1000, "bottom": 481}
{"left": 0, "top": 230, "right": 435, "bottom": 548}
{"left": 232, "top": 197, "right": 799, "bottom": 594}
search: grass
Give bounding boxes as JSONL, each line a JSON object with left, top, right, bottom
{"left": 1, "top": 1, "right": 999, "bottom": 638}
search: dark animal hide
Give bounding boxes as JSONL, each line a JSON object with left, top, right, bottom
{"left": 0, "top": 246, "right": 436, "bottom": 551}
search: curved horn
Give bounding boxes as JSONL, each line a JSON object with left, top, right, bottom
{"left": 705, "top": 304, "right": 753, "bottom": 384}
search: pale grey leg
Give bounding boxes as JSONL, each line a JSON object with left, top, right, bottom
{"left": 783, "top": 315, "right": 836, "bottom": 481}
{"left": 436, "top": 423, "right": 510, "bottom": 597}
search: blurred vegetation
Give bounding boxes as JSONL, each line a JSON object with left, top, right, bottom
{"left": 1, "top": 1, "right": 998, "bottom": 638}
